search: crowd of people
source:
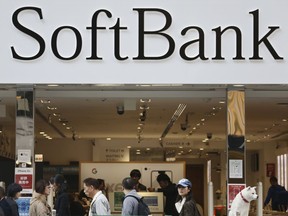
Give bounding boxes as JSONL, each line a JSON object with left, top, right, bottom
{"left": 0, "top": 170, "right": 204, "bottom": 216}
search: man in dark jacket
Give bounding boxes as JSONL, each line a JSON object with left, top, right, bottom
{"left": 54, "top": 174, "right": 71, "bottom": 216}
{"left": 0, "top": 186, "right": 12, "bottom": 216}
{"left": 264, "top": 176, "right": 287, "bottom": 211}
{"left": 157, "top": 173, "right": 178, "bottom": 216}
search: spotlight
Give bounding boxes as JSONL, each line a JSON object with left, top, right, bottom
{"left": 139, "top": 110, "right": 147, "bottom": 121}
{"left": 207, "top": 132, "right": 212, "bottom": 139}
{"left": 116, "top": 105, "right": 124, "bottom": 115}
{"left": 72, "top": 132, "right": 76, "bottom": 141}
{"left": 48, "top": 114, "right": 52, "bottom": 124}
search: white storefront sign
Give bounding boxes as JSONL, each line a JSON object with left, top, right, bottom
{"left": 1, "top": 0, "right": 288, "bottom": 84}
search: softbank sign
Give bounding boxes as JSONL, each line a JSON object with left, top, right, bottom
{"left": 1, "top": 0, "right": 288, "bottom": 84}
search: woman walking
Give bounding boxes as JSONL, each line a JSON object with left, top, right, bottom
{"left": 29, "top": 179, "right": 52, "bottom": 216}
{"left": 175, "top": 178, "right": 201, "bottom": 216}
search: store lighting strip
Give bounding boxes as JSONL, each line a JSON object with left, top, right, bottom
{"left": 159, "top": 103, "right": 187, "bottom": 142}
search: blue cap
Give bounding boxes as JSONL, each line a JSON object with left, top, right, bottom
{"left": 177, "top": 178, "right": 192, "bottom": 188}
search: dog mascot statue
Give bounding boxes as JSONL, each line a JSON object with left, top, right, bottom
{"left": 229, "top": 186, "right": 258, "bottom": 216}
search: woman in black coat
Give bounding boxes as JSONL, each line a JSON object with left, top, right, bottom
{"left": 53, "top": 174, "right": 71, "bottom": 216}
{"left": 175, "top": 178, "right": 200, "bottom": 216}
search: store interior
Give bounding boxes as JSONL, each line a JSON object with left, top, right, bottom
{"left": 0, "top": 83, "right": 288, "bottom": 214}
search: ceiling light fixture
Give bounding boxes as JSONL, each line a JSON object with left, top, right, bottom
{"left": 140, "top": 99, "right": 151, "bottom": 103}
{"left": 159, "top": 103, "right": 187, "bottom": 145}
{"left": 72, "top": 132, "right": 76, "bottom": 141}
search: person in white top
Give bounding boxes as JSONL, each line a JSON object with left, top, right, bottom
{"left": 83, "top": 178, "right": 111, "bottom": 216}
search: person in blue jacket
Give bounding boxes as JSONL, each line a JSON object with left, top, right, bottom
{"left": 264, "top": 176, "right": 287, "bottom": 211}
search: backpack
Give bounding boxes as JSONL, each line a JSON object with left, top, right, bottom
{"left": 125, "top": 195, "right": 151, "bottom": 216}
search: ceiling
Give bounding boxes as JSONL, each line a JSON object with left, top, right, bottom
{"left": 1, "top": 84, "right": 288, "bottom": 158}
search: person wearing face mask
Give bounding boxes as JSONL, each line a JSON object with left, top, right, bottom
{"left": 175, "top": 178, "right": 201, "bottom": 216}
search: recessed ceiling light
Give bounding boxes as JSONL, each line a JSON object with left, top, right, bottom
{"left": 146, "top": 148, "right": 150, "bottom": 151}
{"left": 282, "top": 119, "right": 287, "bottom": 122}
{"left": 127, "top": 146, "right": 131, "bottom": 149}
{"left": 136, "top": 152, "right": 141, "bottom": 154}
{"left": 47, "top": 84, "right": 59, "bottom": 87}
{"left": 219, "top": 101, "right": 226, "bottom": 104}
{"left": 40, "top": 99, "right": 50, "bottom": 104}
{"left": 233, "top": 84, "right": 245, "bottom": 87}
{"left": 140, "top": 99, "right": 151, "bottom": 103}
{"left": 106, "top": 137, "right": 111, "bottom": 141}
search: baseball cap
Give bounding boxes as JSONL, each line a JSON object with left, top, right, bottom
{"left": 177, "top": 178, "right": 192, "bottom": 188}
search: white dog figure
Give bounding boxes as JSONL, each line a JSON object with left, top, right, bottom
{"left": 229, "top": 186, "right": 258, "bottom": 216}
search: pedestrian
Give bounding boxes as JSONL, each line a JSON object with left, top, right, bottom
{"left": 6, "top": 183, "right": 22, "bottom": 216}
{"left": 121, "top": 177, "right": 141, "bottom": 216}
{"left": 29, "top": 179, "right": 52, "bottom": 216}
{"left": 156, "top": 173, "right": 178, "bottom": 216}
{"left": 175, "top": 178, "right": 201, "bottom": 216}
{"left": 83, "top": 177, "right": 111, "bottom": 215}
{"left": 97, "top": 179, "right": 108, "bottom": 198}
{"left": 264, "top": 176, "right": 287, "bottom": 211}
{"left": 69, "top": 193, "right": 85, "bottom": 216}
{"left": 0, "top": 186, "right": 12, "bottom": 216}
{"left": 53, "top": 174, "right": 71, "bottom": 216}
{"left": 130, "top": 169, "right": 147, "bottom": 192}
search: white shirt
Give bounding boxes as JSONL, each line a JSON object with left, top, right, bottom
{"left": 175, "top": 197, "right": 186, "bottom": 213}
{"left": 89, "top": 190, "right": 111, "bottom": 216}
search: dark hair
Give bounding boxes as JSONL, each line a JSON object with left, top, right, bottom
{"left": 175, "top": 188, "right": 193, "bottom": 202}
{"left": 54, "top": 174, "right": 68, "bottom": 194}
{"left": 49, "top": 176, "right": 54, "bottom": 185}
{"left": 54, "top": 174, "right": 66, "bottom": 185}
{"left": 130, "top": 169, "right": 142, "bottom": 178}
{"left": 35, "top": 179, "right": 50, "bottom": 194}
{"left": 97, "top": 179, "right": 106, "bottom": 190}
{"left": 79, "top": 189, "right": 89, "bottom": 200}
{"left": 270, "top": 176, "right": 278, "bottom": 184}
{"left": 7, "top": 183, "right": 22, "bottom": 198}
{"left": 157, "top": 173, "right": 171, "bottom": 183}
{"left": 122, "top": 177, "right": 137, "bottom": 190}
{"left": 83, "top": 178, "right": 100, "bottom": 190}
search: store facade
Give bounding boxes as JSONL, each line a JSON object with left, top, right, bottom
{"left": 1, "top": 0, "right": 288, "bottom": 215}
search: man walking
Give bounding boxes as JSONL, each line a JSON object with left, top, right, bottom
{"left": 83, "top": 178, "right": 111, "bottom": 215}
